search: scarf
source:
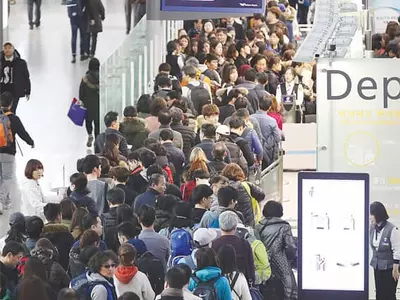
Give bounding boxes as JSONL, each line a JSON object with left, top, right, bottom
{"left": 114, "top": 266, "right": 138, "bottom": 284}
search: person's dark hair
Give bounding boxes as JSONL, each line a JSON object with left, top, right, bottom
{"left": 244, "top": 69, "right": 257, "bottom": 82}
{"left": 263, "top": 200, "right": 283, "bottom": 218}
{"left": 117, "top": 292, "right": 140, "bottom": 300}
{"left": 192, "top": 169, "right": 210, "bottom": 180}
{"left": 201, "top": 123, "right": 216, "bottom": 139}
{"left": 76, "top": 158, "right": 85, "bottom": 173}
{"left": 24, "top": 159, "right": 44, "bottom": 179}
{"left": 138, "top": 205, "right": 156, "bottom": 227}
{"left": 191, "top": 184, "right": 213, "bottom": 205}
{"left": 111, "top": 166, "right": 130, "bottom": 183}
{"left": 99, "top": 157, "right": 111, "bottom": 178}
{"left": 157, "top": 75, "right": 172, "bottom": 89}
{"left": 222, "top": 64, "right": 237, "bottom": 85}
{"left": 176, "top": 263, "right": 192, "bottom": 285}
{"left": 246, "top": 29, "right": 256, "bottom": 42}
{"left": 205, "top": 53, "right": 218, "bottom": 64}
{"left": 88, "top": 250, "right": 118, "bottom": 273}
{"left": 79, "top": 245, "right": 100, "bottom": 266}
{"left": 233, "top": 96, "right": 248, "bottom": 110}
{"left": 138, "top": 148, "right": 157, "bottom": 168}
{"left": 5, "top": 215, "right": 26, "bottom": 245}
{"left": 370, "top": 201, "right": 389, "bottom": 223}
{"left": 43, "top": 203, "right": 61, "bottom": 222}
{"left": 116, "top": 204, "right": 135, "bottom": 225}
{"left": 217, "top": 244, "right": 238, "bottom": 275}
{"left": 226, "top": 44, "right": 238, "bottom": 60}
{"left": 212, "top": 142, "right": 227, "bottom": 161}
{"left": 235, "top": 108, "right": 250, "bottom": 120}
{"left": 267, "top": 56, "right": 281, "bottom": 70}
{"left": 0, "top": 92, "right": 13, "bottom": 108}
{"left": 123, "top": 106, "right": 138, "bottom": 118}
{"left": 250, "top": 54, "right": 266, "bottom": 68}
{"left": 195, "top": 247, "right": 218, "bottom": 269}
{"left": 102, "top": 134, "right": 121, "bottom": 167}
{"left": 118, "top": 243, "right": 137, "bottom": 266}
{"left": 165, "top": 267, "right": 186, "bottom": 289}
{"left": 170, "top": 201, "right": 192, "bottom": 229}
{"left": 1, "top": 241, "right": 25, "bottom": 257}
{"left": 127, "top": 149, "right": 141, "bottom": 163}
{"left": 81, "top": 213, "right": 100, "bottom": 231}
{"left": 149, "top": 173, "right": 165, "bottom": 187}
{"left": 155, "top": 194, "right": 179, "bottom": 213}
{"left": 82, "top": 155, "right": 101, "bottom": 175}
{"left": 136, "top": 94, "right": 151, "bottom": 114}
{"left": 104, "top": 111, "right": 119, "bottom": 127}
{"left": 159, "top": 62, "right": 172, "bottom": 73}
{"left": 18, "top": 275, "right": 49, "bottom": 300}
{"left": 79, "top": 229, "right": 100, "bottom": 248}
{"left": 70, "top": 173, "right": 88, "bottom": 192}
{"left": 143, "top": 137, "right": 159, "bottom": 149}
{"left": 167, "top": 40, "right": 179, "bottom": 55}
{"left": 25, "top": 216, "right": 44, "bottom": 239}
{"left": 106, "top": 188, "right": 125, "bottom": 205}
{"left": 57, "top": 288, "right": 78, "bottom": 300}
{"left": 159, "top": 129, "right": 174, "bottom": 142}
{"left": 229, "top": 117, "right": 245, "bottom": 129}
{"left": 217, "top": 186, "right": 238, "bottom": 207}
{"left": 88, "top": 58, "right": 100, "bottom": 72}
{"left": 117, "top": 222, "right": 140, "bottom": 240}
{"left": 210, "top": 175, "right": 229, "bottom": 186}
{"left": 60, "top": 198, "right": 76, "bottom": 221}
{"left": 256, "top": 71, "right": 268, "bottom": 85}
{"left": 23, "top": 256, "right": 47, "bottom": 281}
{"left": 158, "top": 108, "right": 172, "bottom": 125}
{"left": 259, "top": 95, "right": 273, "bottom": 111}
{"left": 70, "top": 207, "right": 88, "bottom": 233}
{"left": 150, "top": 97, "right": 168, "bottom": 117}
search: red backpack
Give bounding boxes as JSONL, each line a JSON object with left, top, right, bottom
{"left": 180, "top": 180, "right": 196, "bottom": 202}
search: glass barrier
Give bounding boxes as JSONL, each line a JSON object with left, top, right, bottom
{"left": 99, "top": 16, "right": 183, "bottom": 130}
{"left": 260, "top": 154, "right": 284, "bottom": 202}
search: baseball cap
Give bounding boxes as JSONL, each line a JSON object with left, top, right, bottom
{"left": 193, "top": 228, "right": 218, "bottom": 248}
{"left": 9, "top": 212, "right": 25, "bottom": 227}
{"left": 219, "top": 211, "right": 239, "bottom": 232}
{"left": 216, "top": 125, "right": 230, "bottom": 136}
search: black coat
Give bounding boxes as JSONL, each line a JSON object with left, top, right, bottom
{"left": 85, "top": 0, "right": 105, "bottom": 33}
{"left": 0, "top": 50, "right": 31, "bottom": 98}
{"left": 115, "top": 183, "right": 137, "bottom": 207}
{"left": 79, "top": 71, "right": 99, "bottom": 121}
{"left": 170, "top": 122, "right": 196, "bottom": 159}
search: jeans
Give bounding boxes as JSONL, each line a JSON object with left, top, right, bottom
{"left": 297, "top": 3, "right": 309, "bottom": 24}
{"left": 87, "top": 32, "right": 98, "bottom": 56}
{"left": 134, "top": 3, "right": 146, "bottom": 26}
{"left": 124, "top": 0, "right": 134, "bottom": 31}
{"left": 27, "top": 0, "right": 41, "bottom": 25}
{"left": 0, "top": 153, "right": 16, "bottom": 211}
{"left": 70, "top": 18, "right": 88, "bottom": 56}
{"left": 85, "top": 114, "right": 100, "bottom": 137}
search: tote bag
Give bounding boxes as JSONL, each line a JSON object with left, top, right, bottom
{"left": 68, "top": 98, "right": 87, "bottom": 126}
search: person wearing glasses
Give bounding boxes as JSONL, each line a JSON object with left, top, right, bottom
{"left": 86, "top": 251, "right": 118, "bottom": 300}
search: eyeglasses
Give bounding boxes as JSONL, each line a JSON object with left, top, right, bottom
{"left": 102, "top": 263, "right": 117, "bottom": 269}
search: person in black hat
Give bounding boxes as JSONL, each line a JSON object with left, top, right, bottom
{"left": 0, "top": 43, "right": 31, "bottom": 113}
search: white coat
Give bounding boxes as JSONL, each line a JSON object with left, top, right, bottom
{"left": 20, "top": 178, "right": 46, "bottom": 220}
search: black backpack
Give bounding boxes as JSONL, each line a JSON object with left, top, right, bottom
{"left": 192, "top": 275, "right": 220, "bottom": 300}
{"left": 136, "top": 251, "right": 165, "bottom": 295}
{"left": 187, "top": 82, "right": 210, "bottom": 116}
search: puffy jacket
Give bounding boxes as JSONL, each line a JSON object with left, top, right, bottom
{"left": 219, "top": 137, "right": 247, "bottom": 172}
{"left": 154, "top": 210, "right": 173, "bottom": 232}
{"left": 241, "top": 127, "right": 263, "bottom": 161}
{"left": 170, "top": 122, "right": 197, "bottom": 159}
{"left": 101, "top": 207, "right": 117, "bottom": 236}
{"left": 188, "top": 267, "right": 232, "bottom": 300}
{"left": 256, "top": 217, "right": 298, "bottom": 300}
{"left": 120, "top": 117, "right": 149, "bottom": 151}
{"left": 231, "top": 181, "right": 265, "bottom": 227}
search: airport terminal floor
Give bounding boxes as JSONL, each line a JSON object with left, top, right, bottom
{"left": 0, "top": 0, "right": 128, "bottom": 235}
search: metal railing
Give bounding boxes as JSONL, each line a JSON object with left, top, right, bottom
{"left": 259, "top": 153, "right": 284, "bottom": 203}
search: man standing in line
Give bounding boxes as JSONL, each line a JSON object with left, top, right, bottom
{"left": 27, "top": 0, "right": 41, "bottom": 30}
{"left": 0, "top": 43, "right": 31, "bottom": 113}
{"left": 0, "top": 92, "right": 34, "bottom": 214}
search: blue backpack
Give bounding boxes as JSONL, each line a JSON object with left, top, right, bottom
{"left": 209, "top": 217, "right": 220, "bottom": 229}
{"left": 70, "top": 272, "right": 115, "bottom": 300}
{"left": 168, "top": 228, "right": 193, "bottom": 267}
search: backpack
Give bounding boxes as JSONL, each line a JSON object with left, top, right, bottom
{"left": 0, "top": 111, "right": 13, "bottom": 148}
{"left": 249, "top": 286, "right": 264, "bottom": 300}
{"left": 229, "top": 272, "right": 241, "bottom": 299}
{"left": 168, "top": 228, "right": 193, "bottom": 267}
{"left": 192, "top": 275, "right": 220, "bottom": 300}
{"left": 136, "top": 251, "right": 165, "bottom": 295}
{"left": 181, "top": 180, "right": 196, "bottom": 202}
{"left": 163, "top": 165, "right": 174, "bottom": 184}
{"left": 187, "top": 83, "right": 210, "bottom": 116}
{"left": 71, "top": 272, "right": 114, "bottom": 300}
{"left": 180, "top": 253, "right": 196, "bottom": 270}
{"left": 241, "top": 182, "right": 262, "bottom": 224}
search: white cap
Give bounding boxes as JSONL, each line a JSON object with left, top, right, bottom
{"left": 193, "top": 228, "right": 218, "bottom": 247}
{"left": 216, "top": 125, "right": 230, "bottom": 136}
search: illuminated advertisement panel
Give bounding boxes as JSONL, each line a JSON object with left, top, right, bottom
{"left": 161, "top": 0, "right": 264, "bottom": 13}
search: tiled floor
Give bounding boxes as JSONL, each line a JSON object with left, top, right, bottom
{"left": 0, "top": 0, "right": 127, "bottom": 236}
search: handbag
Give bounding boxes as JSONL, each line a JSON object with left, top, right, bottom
{"left": 68, "top": 98, "right": 87, "bottom": 126}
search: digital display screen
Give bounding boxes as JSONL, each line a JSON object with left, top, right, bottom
{"left": 301, "top": 178, "right": 366, "bottom": 291}
{"left": 161, "top": 0, "right": 264, "bottom": 13}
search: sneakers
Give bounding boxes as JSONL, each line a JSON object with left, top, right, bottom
{"left": 87, "top": 134, "right": 94, "bottom": 147}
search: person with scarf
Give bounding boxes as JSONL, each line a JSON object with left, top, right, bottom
{"left": 114, "top": 243, "right": 155, "bottom": 300}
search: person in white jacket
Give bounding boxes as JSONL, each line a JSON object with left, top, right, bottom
{"left": 114, "top": 243, "right": 155, "bottom": 300}
{"left": 217, "top": 244, "right": 252, "bottom": 300}
{"left": 21, "top": 159, "right": 47, "bottom": 220}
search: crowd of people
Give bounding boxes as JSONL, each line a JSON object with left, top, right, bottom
{"left": 372, "top": 19, "right": 400, "bottom": 58}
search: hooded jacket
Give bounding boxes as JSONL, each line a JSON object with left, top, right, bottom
{"left": 188, "top": 267, "right": 232, "bottom": 300}
{"left": 114, "top": 266, "right": 155, "bottom": 300}
{"left": 70, "top": 189, "right": 98, "bottom": 214}
{"left": 0, "top": 49, "right": 31, "bottom": 98}
{"left": 87, "top": 272, "right": 117, "bottom": 300}
{"left": 120, "top": 117, "right": 149, "bottom": 151}
{"left": 42, "top": 223, "right": 75, "bottom": 270}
